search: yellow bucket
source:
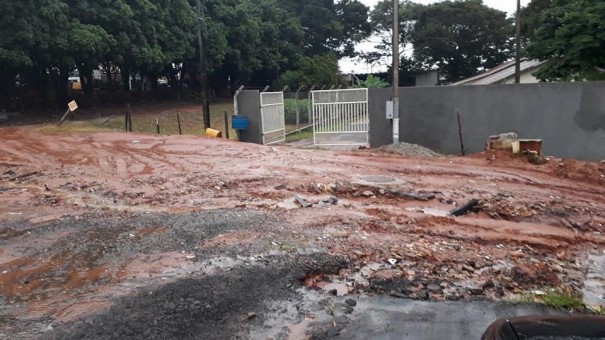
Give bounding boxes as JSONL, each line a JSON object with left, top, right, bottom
{"left": 205, "top": 128, "right": 222, "bottom": 138}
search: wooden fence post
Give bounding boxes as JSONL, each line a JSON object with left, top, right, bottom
{"left": 177, "top": 113, "right": 182, "bottom": 135}
{"left": 224, "top": 111, "right": 230, "bottom": 139}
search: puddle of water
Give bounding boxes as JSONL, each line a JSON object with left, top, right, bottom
{"left": 277, "top": 199, "right": 301, "bottom": 210}
{"left": 406, "top": 207, "right": 451, "bottom": 217}
{"left": 321, "top": 283, "right": 349, "bottom": 296}
{"left": 353, "top": 175, "right": 406, "bottom": 188}
{"left": 359, "top": 175, "right": 397, "bottom": 184}
{"left": 250, "top": 287, "right": 332, "bottom": 340}
{"left": 288, "top": 320, "right": 311, "bottom": 340}
{"left": 583, "top": 255, "right": 605, "bottom": 307}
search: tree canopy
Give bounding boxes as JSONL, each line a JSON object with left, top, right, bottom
{"left": 525, "top": 0, "right": 605, "bottom": 81}
{"left": 368, "top": 0, "right": 513, "bottom": 83}
{"left": 276, "top": 0, "right": 371, "bottom": 58}
{"left": 277, "top": 53, "right": 342, "bottom": 90}
{"left": 0, "top": 0, "right": 371, "bottom": 109}
{"left": 3, "top": 0, "right": 605, "bottom": 110}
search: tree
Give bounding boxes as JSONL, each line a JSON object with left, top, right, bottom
{"left": 217, "top": 0, "right": 302, "bottom": 85}
{"left": 0, "top": 0, "right": 360, "bottom": 110}
{"left": 0, "top": 0, "right": 51, "bottom": 97}
{"left": 356, "top": 75, "right": 389, "bottom": 88}
{"left": 526, "top": 0, "right": 605, "bottom": 81}
{"left": 276, "top": 0, "right": 371, "bottom": 57}
{"left": 366, "top": 0, "right": 419, "bottom": 65}
{"left": 0, "top": 0, "right": 112, "bottom": 106}
{"left": 411, "top": 0, "right": 513, "bottom": 83}
{"left": 520, "top": 0, "right": 551, "bottom": 38}
{"left": 277, "top": 53, "right": 342, "bottom": 89}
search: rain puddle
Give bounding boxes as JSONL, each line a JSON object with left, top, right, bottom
{"left": 406, "top": 207, "right": 451, "bottom": 217}
{"left": 321, "top": 282, "right": 349, "bottom": 296}
{"left": 583, "top": 254, "right": 605, "bottom": 308}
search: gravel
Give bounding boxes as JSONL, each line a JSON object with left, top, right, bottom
{"left": 379, "top": 142, "right": 442, "bottom": 158}
{"left": 43, "top": 254, "right": 348, "bottom": 340}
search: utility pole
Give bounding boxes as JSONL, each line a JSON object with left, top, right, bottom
{"left": 392, "top": 0, "right": 400, "bottom": 144}
{"left": 515, "top": 0, "right": 521, "bottom": 84}
{"left": 196, "top": 0, "right": 211, "bottom": 128}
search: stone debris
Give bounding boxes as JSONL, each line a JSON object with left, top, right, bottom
{"left": 487, "top": 132, "right": 518, "bottom": 152}
{"left": 294, "top": 194, "right": 312, "bottom": 208}
{"left": 379, "top": 142, "right": 442, "bottom": 158}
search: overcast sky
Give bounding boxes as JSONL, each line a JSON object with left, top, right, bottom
{"left": 358, "top": 0, "right": 528, "bottom": 14}
{"left": 341, "top": 0, "right": 531, "bottom": 73}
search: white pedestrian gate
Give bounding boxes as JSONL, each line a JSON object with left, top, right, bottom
{"left": 312, "top": 88, "right": 369, "bottom": 146}
{"left": 260, "top": 92, "right": 286, "bottom": 145}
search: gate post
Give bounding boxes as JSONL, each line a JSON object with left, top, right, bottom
{"left": 307, "top": 84, "right": 317, "bottom": 127}
{"left": 295, "top": 85, "right": 304, "bottom": 131}
{"left": 233, "top": 85, "right": 245, "bottom": 117}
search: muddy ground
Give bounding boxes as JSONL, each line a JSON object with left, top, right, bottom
{"left": 1, "top": 127, "right": 605, "bottom": 339}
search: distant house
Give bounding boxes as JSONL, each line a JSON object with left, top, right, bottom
{"left": 452, "top": 59, "right": 546, "bottom": 85}
{"left": 415, "top": 71, "right": 440, "bottom": 87}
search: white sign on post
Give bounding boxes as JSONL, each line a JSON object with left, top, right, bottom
{"left": 68, "top": 100, "right": 78, "bottom": 112}
{"left": 386, "top": 101, "right": 394, "bottom": 119}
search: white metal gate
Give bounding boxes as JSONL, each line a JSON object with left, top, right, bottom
{"left": 312, "top": 88, "right": 369, "bottom": 146}
{"left": 260, "top": 92, "right": 286, "bottom": 145}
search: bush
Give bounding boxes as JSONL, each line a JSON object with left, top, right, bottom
{"left": 284, "top": 98, "right": 310, "bottom": 125}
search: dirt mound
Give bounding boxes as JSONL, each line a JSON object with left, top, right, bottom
{"left": 379, "top": 142, "right": 442, "bottom": 158}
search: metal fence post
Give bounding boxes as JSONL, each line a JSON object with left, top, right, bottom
{"left": 233, "top": 85, "right": 245, "bottom": 117}
{"left": 308, "top": 84, "right": 317, "bottom": 127}
{"left": 295, "top": 85, "right": 304, "bottom": 131}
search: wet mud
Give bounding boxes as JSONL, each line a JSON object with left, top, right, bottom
{"left": 1, "top": 127, "right": 605, "bottom": 338}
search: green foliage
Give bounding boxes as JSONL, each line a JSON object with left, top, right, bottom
{"left": 284, "top": 98, "right": 310, "bottom": 124}
{"left": 278, "top": 53, "right": 342, "bottom": 89}
{"left": 526, "top": 0, "right": 605, "bottom": 81}
{"left": 411, "top": 1, "right": 513, "bottom": 82}
{"left": 356, "top": 75, "right": 389, "bottom": 88}
{"left": 509, "top": 289, "right": 584, "bottom": 312}
{"left": 0, "top": 0, "right": 376, "bottom": 110}
{"left": 276, "top": 0, "right": 371, "bottom": 58}
{"left": 366, "top": 0, "right": 420, "bottom": 65}
{"left": 368, "top": 0, "right": 513, "bottom": 83}
{"left": 207, "top": 0, "right": 304, "bottom": 85}
{"left": 278, "top": 71, "right": 305, "bottom": 91}
{"left": 285, "top": 126, "right": 313, "bottom": 142}
{"left": 541, "top": 291, "right": 584, "bottom": 311}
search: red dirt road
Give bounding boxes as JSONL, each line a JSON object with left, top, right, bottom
{"left": 2, "top": 127, "right": 603, "bottom": 237}
{"left": 1, "top": 127, "right": 605, "bottom": 335}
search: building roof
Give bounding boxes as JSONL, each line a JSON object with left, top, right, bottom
{"left": 452, "top": 59, "right": 546, "bottom": 85}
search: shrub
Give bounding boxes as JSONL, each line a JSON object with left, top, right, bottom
{"left": 284, "top": 98, "right": 310, "bottom": 125}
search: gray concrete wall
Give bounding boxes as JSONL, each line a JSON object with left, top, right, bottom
{"left": 369, "top": 82, "right": 605, "bottom": 161}
{"left": 368, "top": 88, "right": 394, "bottom": 147}
{"left": 236, "top": 90, "right": 262, "bottom": 145}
